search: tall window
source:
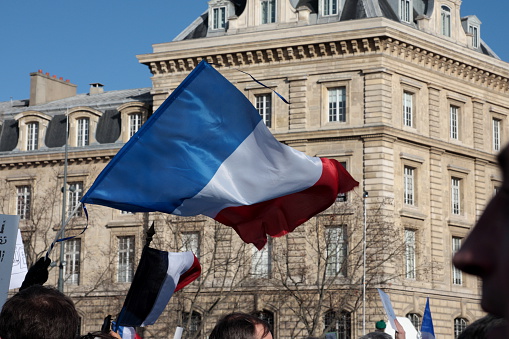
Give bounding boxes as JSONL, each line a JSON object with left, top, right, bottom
{"left": 450, "top": 105, "right": 459, "bottom": 140}
{"left": 64, "top": 238, "right": 81, "bottom": 285}
{"left": 326, "top": 225, "right": 347, "bottom": 277}
{"left": 181, "top": 231, "right": 200, "bottom": 258}
{"left": 129, "top": 113, "right": 142, "bottom": 138}
{"left": 441, "top": 6, "right": 451, "bottom": 37}
{"left": 399, "top": 0, "right": 411, "bottom": 23}
{"left": 26, "top": 122, "right": 39, "bottom": 151}
{"left": 212, "top": 7, "right": 226, "bottom": 29}
{"left": 493, "top": 118, "right": 501, "bottom": 152}
{"left": 405, "top": 229, "right": 416, "bottom": 279}
{"left": 324, "top": 310, "right": 351, "bottom": 339}
{"left": 76, "top": 118, "right": 89, "bottom": 147}
{"left": 261, "top": 0, "right": 276, "bottom": 24}
{"left": 322, "top": 0, "right": 338, "bottom": 16}
{"left": 16, "top": 185, "right": 31, "bottom": 220}
{"left": 67, "top": 182, "right": 83, "bottom": 217}
{"left": 469, "top": 25, "right": 479, "bottom": 48}
{"left": 452, "top": 237, "right": 463, "bottom": 285}
{"left": 403, "top": 91, "right": 413, "bottom": 127}
{"left": 454, "top": 318, "right": 468, "bottom": 338}
{"left": 336, "top": 161, "right": 348, "bottom": 202}
{"left": 328, "top": 87, "right": 346, "bottom": 122}
{"left": 117, "top": 236, "right": 135, "bottom": 283}
{"left": 252, "top": 238, "right": 272, "bottom": 278}
{"left": 182, "top": 311, "right": 202, "bottom": 337}
{"left": 404, "top": 166, "right": 415, "bottom": 206}
{"left": 451, "top": 178, "right": 461, "bottom": 215}
{"left": 256, "top": 94, "right": 272, "bottom": 128}
{"left": 254, "top": 310, "right": 275, "bottom": 332}
{"left": 406, "top": 313, "right": 421, "bottom": 331}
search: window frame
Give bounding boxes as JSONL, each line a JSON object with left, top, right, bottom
{"left": 129, "top": 113, "right": 142, "bottom": 138}
{"left": 182, "top": 311, "right": 202, "bottom": 337}
{"left": 399, "top": 0, "right": 412, "bottom": 23}
{"left": 454, "top": 317, "right": 468, "bottom": 338}
{"left": 452, "top": 236, "right": 463, "bottom": 285}
{"left": 64, "top": 238, "right": 81, "bottom": 285}
{"left": 180, "top": 231, "right": 201, "bottom": 259}
{"left": 403, "top": 91, "right": 414, "bottom": 127}
{"left": 403, "top": 166, "right": 415, "bottom": 206}
{"left": 406, "top": 313, "right": 421, "bottom": 331}
{"left": 327, "top": 86, "right": 347, "bottom": 123}
{"left": 67, "top": 181, "right": 84, "bottom": 218}
{"left": 261, "top": 0, "right": 276, "bottom": 24}
{"left": 117, "top": 235, "right": 135, "bottom": 283}
{"left": 321, "top": 0, "right": 339, "bottom": 16}
{"left": 404, "top": 229, "right": 416, "bottom": 279}
{"left": 212, "top": 6, "right": 227, "bottom": 30}
{"left": 16, "top": 185, "right": 31, "bottom": 220}
{"left": 441, "top": 5, "right": 452, "bottom": 37}
{"left": 76, "top": 117, "right": 90, "bottom": 147}
{"left": 26, "top": 122, "right": 39, "bottom": 151}
{"left": 450, "top": 104, "right": 460, "bottom": 140}
{"left": 451, "top": 177, "right": 462, "bottom": 216}
{"left": 251, "top": 237, "right": 272, "bottom": 278}
{"left": 324, "top": 310, "right": 351, "bottom": 339}
{"left": 493, "top": 117, "right": 501, "bottom": 152}
{"left": 468, "top": 24, "right": 480, "bottom": 48}
{"left": 325, "top": 225, "right": 347, "bottom": 277}
{"left": 255, "top": 93, "right": 272, "bottom": 128}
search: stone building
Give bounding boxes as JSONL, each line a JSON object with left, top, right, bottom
{"left": 2, "top": 0, "right": 509, "bottom": 338}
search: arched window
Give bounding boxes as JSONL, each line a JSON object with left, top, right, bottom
{"left": 454, "top": 317, "right": 468, "bottom": 338}
{"left": 183, "top": 311, "right": 202, "bottom": 337}
{"left": 254, "top": 310, "right": 275, "bottom": 332}
{"left": 324, "top": 310, "right": 351, "bottom": 339}
{"left": 76, "top": 117, "right": 90, "bottom": 146}
{"left": 441, "top": 6, "right": 451, "bottom": 37}
{"left": 406, "top": 313, "right": 421, "bottom": 331}
{"left": 26, "top": 122, "right": 39, "bottom": 150}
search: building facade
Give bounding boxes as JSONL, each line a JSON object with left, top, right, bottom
{"left": 2, "top": 0, "right": 509, "bottom": 338}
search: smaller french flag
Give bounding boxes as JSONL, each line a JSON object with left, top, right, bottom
{"left": 115, "top": 248, "right": 201, "bottom": 327}
{"left": 113, "top": 323, "right": 142, "bottom": 339}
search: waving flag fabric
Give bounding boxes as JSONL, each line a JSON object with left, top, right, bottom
{"left": 113, "top": 324, "right": 142, "bottom": 339}
{"left": 81, "top": 61, "right": 358, "bottom": 249}
{"left": 116, "top": 248, "right": 201, "bottom": 327}
{"left": 421, "top": 298, "right": 435, "bottom": 339}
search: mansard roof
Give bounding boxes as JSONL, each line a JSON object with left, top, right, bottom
{"left": 0, "top": 88, "right": 151, "bottom": 153}
{"left": 173, "top": 0, "right": 497, "bottom": 59}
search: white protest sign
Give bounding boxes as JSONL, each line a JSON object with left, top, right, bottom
{"left": 0, "top": 214, "right": 21, "bottom": 309}
{"left": 385, "top": 316, "right": 420, "bottom": 339}
{"left": 378, "top": 288, "right": 397, "bottom": 330}
{"left": 9, "top": 229, "right": 28, "bottom": 289}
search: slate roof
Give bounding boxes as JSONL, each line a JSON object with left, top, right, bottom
{"left": 0, "top": 88, "right": 152, "bottom": 154}
{"left": 173, "top": 0, "right": 498, "bottom": 59}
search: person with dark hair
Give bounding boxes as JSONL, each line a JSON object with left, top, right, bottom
{"left": 453, "top": 144, "right": 509, "bottom": 338}
{"left": 457, "top": 315, "right": 507, "bottom": 339}
{"left": 209, "top": 312, "right": 273, "bottom": 339}
{"left": 0, "top": 285, "right": 80, "bottom": 339}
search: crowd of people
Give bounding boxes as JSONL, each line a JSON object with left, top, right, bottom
{"left": 4, "top": 148, "right": 509, "bottom": 338}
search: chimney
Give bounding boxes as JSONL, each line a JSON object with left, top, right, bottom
{"left": 89, "top": 83, "right": 104, "bottom": 95}
{"left": 29, "top": 70, "right": 77, "bottom": 106}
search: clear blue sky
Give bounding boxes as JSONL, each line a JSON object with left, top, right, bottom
{"left": 0, "top": 1, "right": 507, "bottom": 102}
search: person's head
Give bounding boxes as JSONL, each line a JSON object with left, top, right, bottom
{"left": 0, "top": 285, "right": 79, "bottom": 339}
{"left": 453, "top": 144, "right": 509, "bottom": 321}
{"left": 375, "top": 320, "right": 386, "bottom": 332}
{"left": 457, "top": 315, "right": 506, "bottom": 339}
{"left": 360, "top": 333, "right": 392, "bottom": 339}
{"left": 209, "top": 312, "right": 272, "bottom": 339}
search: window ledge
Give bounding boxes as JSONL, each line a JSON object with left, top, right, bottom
{"left": 106, "top": 221, "right": 142, "bottom": 228}
{"left": 399, "top": 208, "right": 426, "bottom": 220}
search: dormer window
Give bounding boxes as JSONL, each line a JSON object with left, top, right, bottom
{"left": 212, "top": 6, "right": 226, "bottom": 30}
{"left": 129, "top": 113, "right": 142, "bottom": 138}
{"left": 469, "top": 24, "right": 480, "bottom": 48}
{"left": 26, "top": 122, "right": 39, "bottom": 151}
{"left": 441, "top": 5, "right": 451, "bottom": 37}
{"left": 77, "top": 118, "right": 89, "bottom": 147}
{"left": 399, "top": 0, "right": 412, "bottom": 23}
{"left": 261, "top": 0, "right": 276, "bottom": 24}
{"left": 322, "top": 0, "right": 338, "bottom": 16}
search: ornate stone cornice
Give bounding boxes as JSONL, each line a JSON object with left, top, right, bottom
{"left": 144, "top": 35, "right": 509, "bottom": 93}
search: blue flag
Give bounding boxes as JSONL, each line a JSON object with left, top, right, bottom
{"left": 421, "top": 297, "right": 435, "bottom": 339}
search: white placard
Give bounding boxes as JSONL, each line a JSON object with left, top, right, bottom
{"left": 0, "top": 214, "right": 21, "bottom": 308}
{"left": 378, "top": 288, "right": 397, "bottom": 330}
{"left": 9, "top": 229, "right": 28, "bottom": 289}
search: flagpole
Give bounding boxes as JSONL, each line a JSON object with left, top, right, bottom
{"left": 362, "top": 190, "right": 368, "bottom": 335}
{"left": 58, "top": 109, "right": 70, "bottom": 292}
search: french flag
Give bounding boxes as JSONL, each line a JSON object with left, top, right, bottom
{"left": 115, "top": 249, "right": 201, "bottom": 327}
{"left": 81, "top": 61, "right": 358, "bottom": 249}
{"left": 113, "top": 324, "right": 142, "bottom": 339}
